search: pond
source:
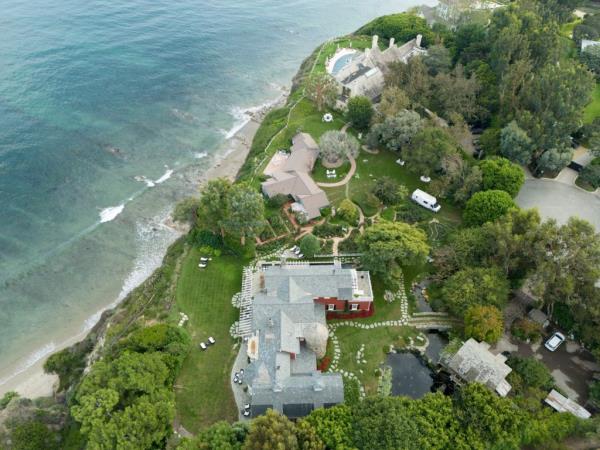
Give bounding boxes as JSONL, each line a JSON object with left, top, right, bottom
{"left": 386, "top": 352, "right": 434, "bottom": 399}
{"left": 424, "top": 331, "right": 448, "bottom": 363}
{"left": 386, "top": 332, "right": 450, "bottom": 399}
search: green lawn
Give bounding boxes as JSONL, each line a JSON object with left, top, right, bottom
{"left": 560, "top": 18, "right": 582, "bottom": 38}
{"left": 174, "top": 250, "right": 245, "bottom": 431}
{"left": 325, "top": 270, "right": 428, "bottom": 393}
{"left": 322, "top": 185, "right": 347, "bottom": 208}
{"left": 330, "top": 325, "right": 420, "bottom": 393}
{"left": 349, "top": 149, "right": 462, "bottom": 222}
{"left": 253, "top": 99, "right": 346, "bottom": 181}
{"left": 312, "top": 159, "right": 351, "bottom": 183}
{"left": 584, "top": 84, "right": 600, "bottom": 123}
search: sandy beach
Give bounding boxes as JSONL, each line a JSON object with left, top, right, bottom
{"left": 0, "top": 93, "right": 287, "bottom": 400}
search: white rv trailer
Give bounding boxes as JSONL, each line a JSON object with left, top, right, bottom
{"left": 411, "top": 189, "right": 441, "bottom": 212}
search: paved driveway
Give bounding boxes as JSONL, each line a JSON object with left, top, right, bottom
{"left": 516, "top": 179, "right": 600, "bottom": 230}
{"left": 494, "top": 335, "right": 598, "bottom": 402}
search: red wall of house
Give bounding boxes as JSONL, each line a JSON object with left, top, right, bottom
{"left": 314, "top": 297, "right": 372, "bottom": 313}
{"left": 326, "top": 302, "right": 375, "bottom": 320}
{"left": 314, "top": 297, "right": 347, "bottom": 311}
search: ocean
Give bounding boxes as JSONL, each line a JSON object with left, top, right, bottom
{"left": 0, "top": 0, "right": 434, "bottom": 390}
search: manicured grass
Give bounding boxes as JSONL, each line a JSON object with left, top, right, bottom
{"left": 312, "top": 159, "right": 351, "bottom": 183}
{"left": 560, "top": 18, "right": 582, "bottom": 38}
{"left": 322, "top": 185, "right": 347, "bottom": 208}
{"left": 330, "top": 325, "right": 420, "bottom": 393}
{"left": 584, "top": 84, "right": 600, "bottom": 124}
{"left": 174, "top": 250, "right": 245, "bottom": 431}
{"left": 254, "top": 99, "right": 346, "bottom": 179}
{"left": 349, "top": 149, "right": 463, "bottom": 222}
{"left": 325, "top": 271, "right": 423, "bottom": 393}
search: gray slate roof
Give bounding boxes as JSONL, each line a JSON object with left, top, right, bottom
{"left": 245, "top": 264, "right": 368, "bottom": 417}
{"left": 333, "top": 35, "right": 426, "bottom": 102}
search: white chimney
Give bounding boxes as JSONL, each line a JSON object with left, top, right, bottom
{"left": 416, "top": 34, "right": 423, "bottom": 48}
{"left": 389, "top": 37, "right": 395, "bottom": 48}
{"left": 372, "top": 35, "right": 379, "bottom": 49}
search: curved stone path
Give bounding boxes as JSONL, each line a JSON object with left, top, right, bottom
{"left": 316, "top": 124, "right": 357, "bottom": 188}
{"left": 316, "top": 156, "right": 357, "bottom": 188}
{"left": 326, "top": 273, "right": 411, "bottom": 398}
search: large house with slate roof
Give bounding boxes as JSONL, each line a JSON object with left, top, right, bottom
{"left": 243, "top": 262, "right": 373, "bottom": 418}
{"left": 327, "top": 34, "right": 427, "bottom": 107}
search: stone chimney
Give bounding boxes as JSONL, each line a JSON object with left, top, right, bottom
{"left": 372, "top": 35, "right": 379, "bottom": 49}
{"left": 389, "top": 37, "right": 395, "bottom": 48}
{"left": 416, "top": 34, "right": 423, "bottom": 48}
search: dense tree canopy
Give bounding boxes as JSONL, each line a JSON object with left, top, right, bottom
{"left": 372, "top": 176, "right": 407, "bottom": 206}
{"left": 178, "top": 421, "right": 248, "bottom": 450}
{"left": 441, "top": 267, "right": 510, "bottom": 317}
{"left": 224, "top": 184, "right": 266, "bottom": 245}
{"left": 337, "top": 199, "right": 359, "bottom": 224}
{"left": 302, "top": 405, "right": 354, "bottom": 450}
{"left": 305, "top": 73, "right": 337, "bottom": 111}
{"left": 463, "top": 190, "right": 515, "bottom": 227}
{"left": 346, "top": 96, "right": 374, "bottom": 131}
{"left": 507, "top": 355, "right": 554, "bottom": 392}
{"left": 359, "top": 221, "right": 430, "bottom": 276}
{"left": 299, "top": 233, "right": 321, "bottom": 259}
{"left": 243, "top": 410, "right": 300, "bottom": 450}
{"left": 423, "top": 44, "right": 452, "bottom": 76}
{"left": 197, "top": 178, "right": 232, "bottom": 237}
{"left": 405, "top": 126, "right": 458, "bottom": 177}
{"left": 378, "top": 86, "right": 410, "bottom": 119}
{"left": 357, "top": 13, "right": 434, "bottom": 46}
{"left": 500, "top": 121, "right": 533, "bottom": 165}
{"left": 367, "top": 110, "right": 424, "bottom": 152}
{"left": 464, "top": 305, "right": 504, "bottom": 344}
{"left": 319, "top": 131, "right": 360, "bottom": 166}
{"left": 581, "top": 44, "right": 600, "bottom": 76}
{"left": 480, "top": 157, "right": 525, "bottom": 197}
{"left": 71, "top": 324, "right": 190, "bottom": 449}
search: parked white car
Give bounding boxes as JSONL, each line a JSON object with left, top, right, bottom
{"left": 411, "top": 189, "right": 441, "bottom": 213}
{"left": 544, "top": 332, "right": 566, "bottom": 352}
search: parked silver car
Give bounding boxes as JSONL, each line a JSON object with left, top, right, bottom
{"left": 544, "top": 332, "right": 566, "bottom": 352}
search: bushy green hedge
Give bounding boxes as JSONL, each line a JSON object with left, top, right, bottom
{"left": 356, "top": 13, "right": 434, "bottom": 47}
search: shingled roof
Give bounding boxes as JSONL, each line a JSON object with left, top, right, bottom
{"left": 261, "top": 133, "right": 329, "bottom": 220}
{"left": 244, "top": 263, "right": 377, "bottom": 417}
{"left": 444, "top": 339, "right": 512, "bottom": 397}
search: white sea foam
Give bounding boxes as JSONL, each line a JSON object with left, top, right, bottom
{"left": 155, "top": 168, "right": 174, "bottom": 184}
{"left": 0, "top": 342, "right": 56, "bottom": 387}
{"left": 82, "top": 208, "right": 182, "bottom": 334}
{"left": 193, "top": 151, "right": 208, "bottom": 159}
{"left": 134, "top": 175, "right": 156, "bottom": 187}
{"left": 99, "top": 204, "right": 125, "bottom": 223}
{"left": 220, "top": 90, "right": 287, "bottom": 140}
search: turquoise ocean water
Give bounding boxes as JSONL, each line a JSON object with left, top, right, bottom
{"left": 0, "top": 0, "right": 433, "bottom": 388}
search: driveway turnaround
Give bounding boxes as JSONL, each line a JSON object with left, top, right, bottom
{"left": 516, "top": 179, "right": 600, "bottom": 230}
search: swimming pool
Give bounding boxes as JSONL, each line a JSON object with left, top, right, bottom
{"left": 329, "top": 50, "right": 358, "bottom": 75}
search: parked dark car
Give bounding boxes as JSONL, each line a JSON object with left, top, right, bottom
{"left": 568, "top": 161, "right": 584, "bottom": 172}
